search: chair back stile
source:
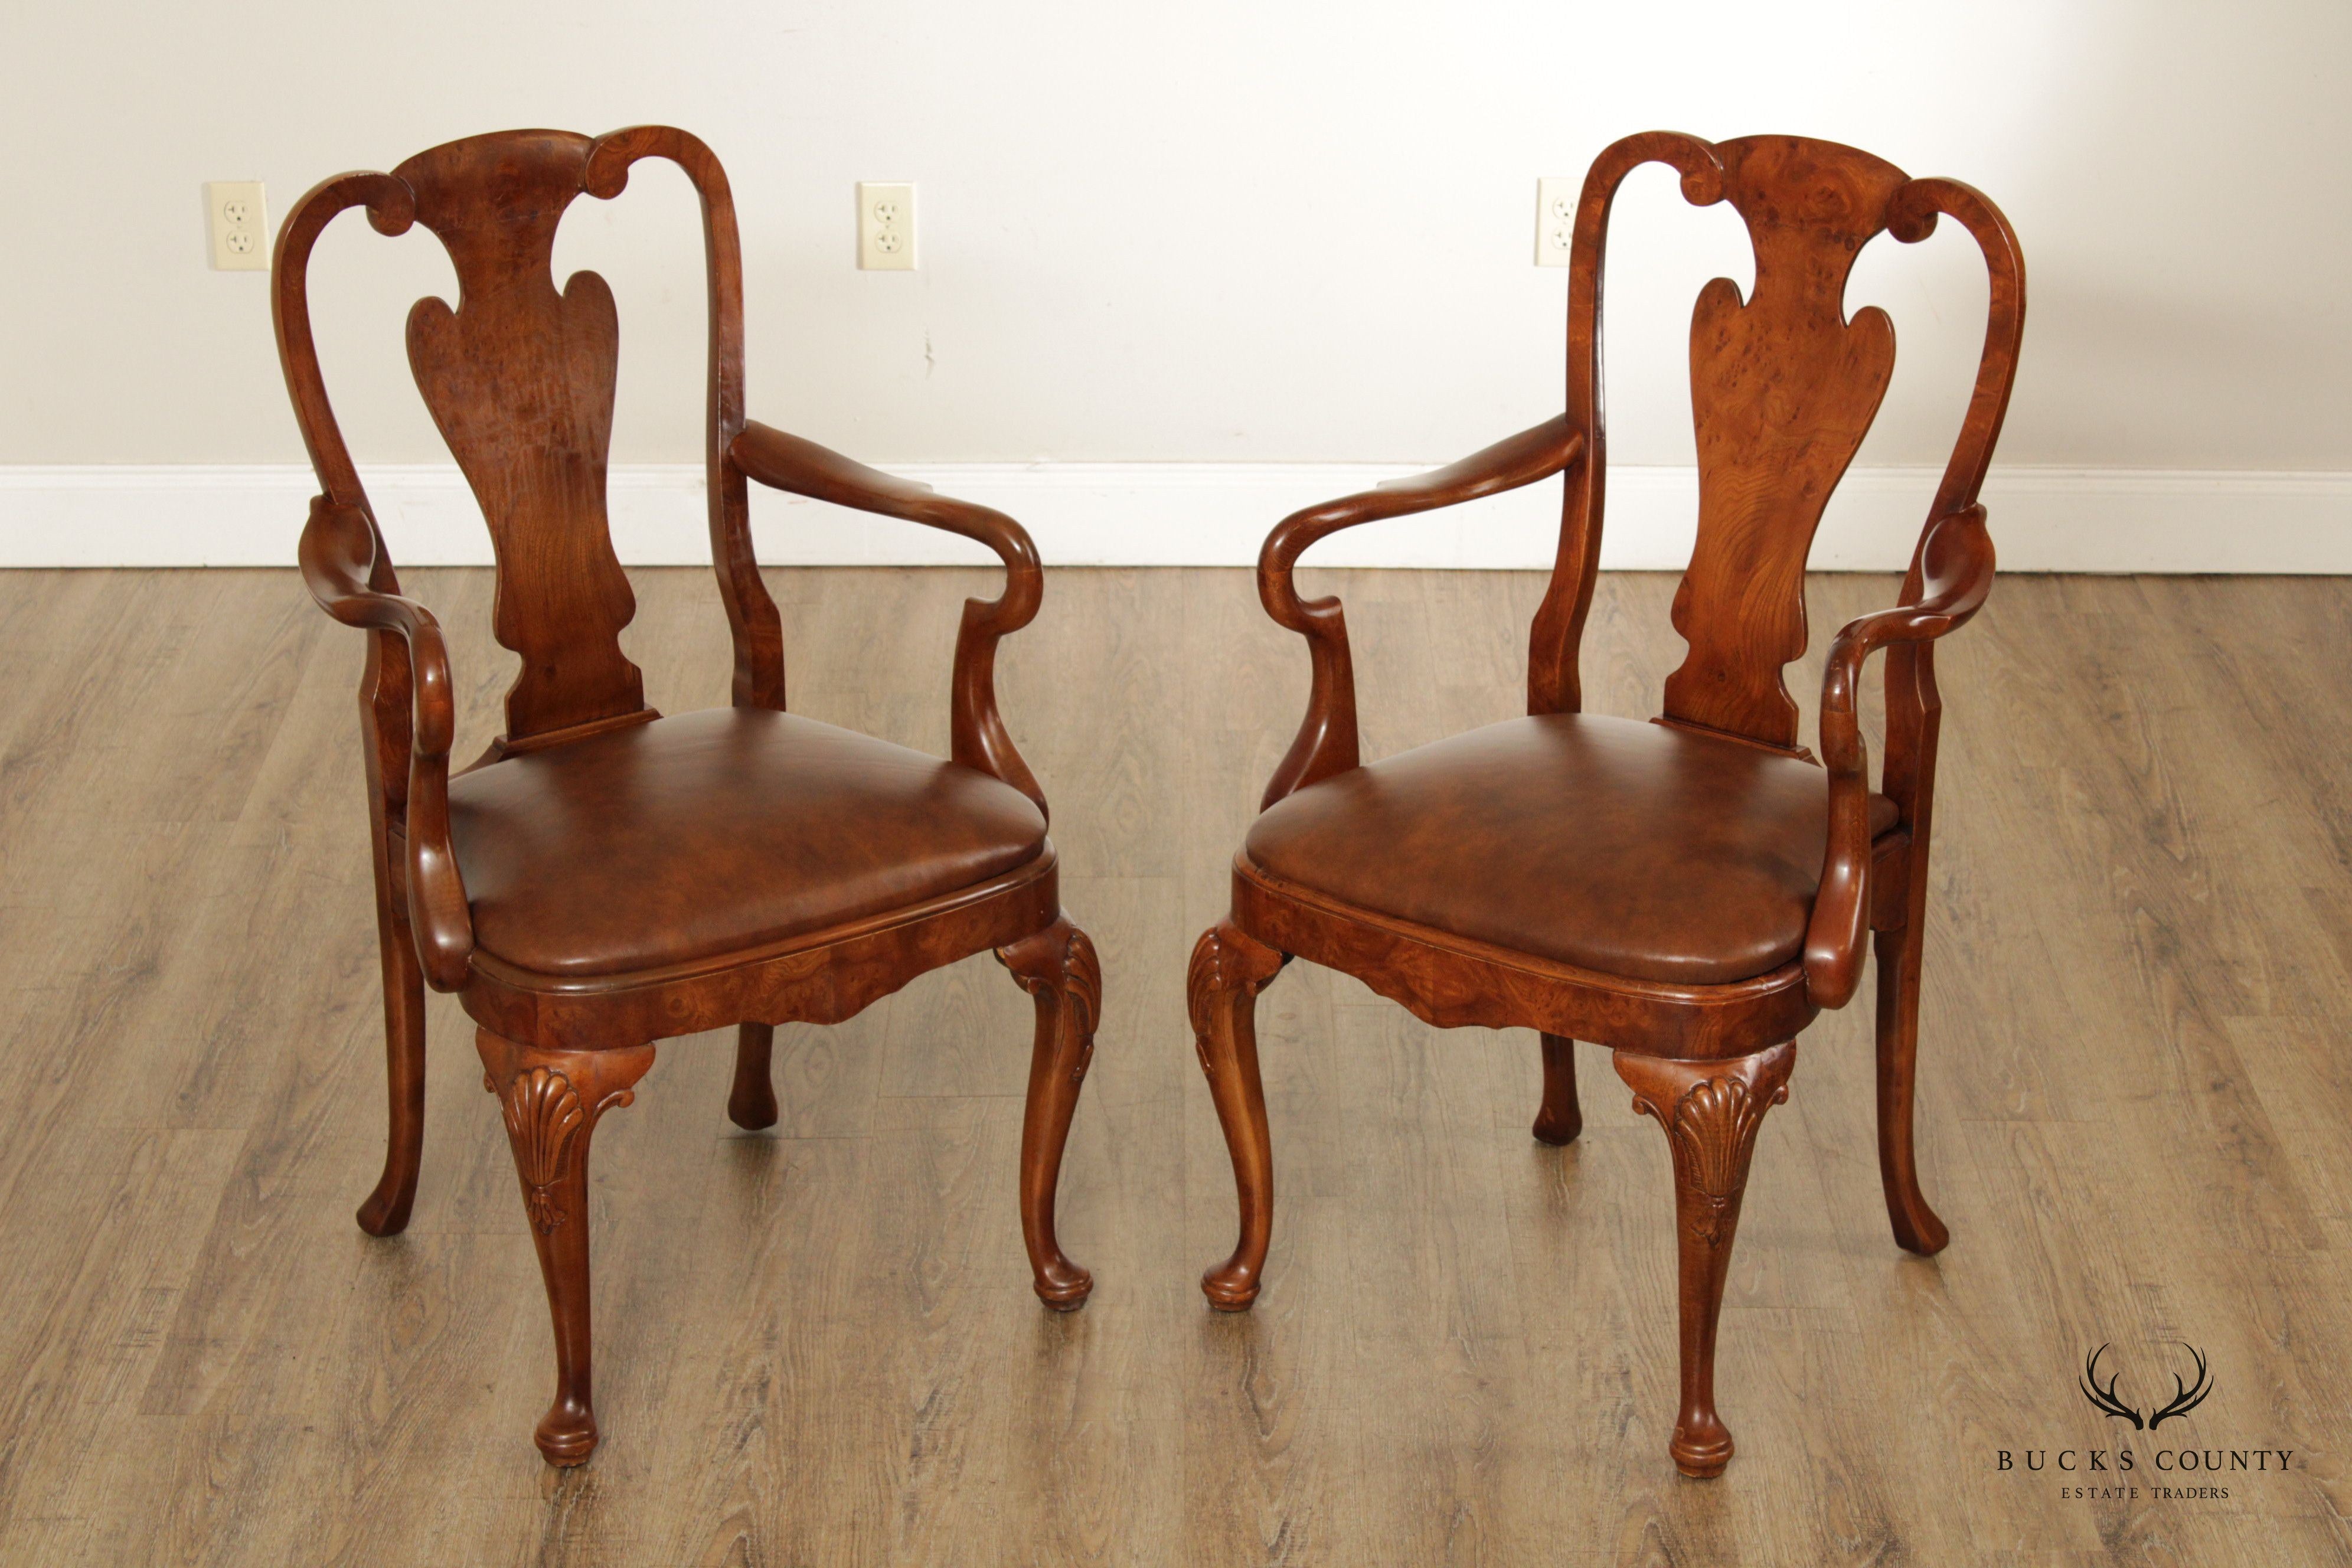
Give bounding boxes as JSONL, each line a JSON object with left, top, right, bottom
{"left": 1528, "top": 133, "right": 2026, "bottom": 759}
{"left": 273, "top": 126, "right": 786, "bottom": 756}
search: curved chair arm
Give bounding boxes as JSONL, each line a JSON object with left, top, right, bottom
{"left": 729, "top": 420, "right": 1046, "bottom": 814}
{"left": 1256, "top": 417, "right": 1585, "bottom": 808}
{"left": 298, "top": 496, "right": 475, "bottom": 991}
{"left": 1804, "top": 505, "right": 1995, "bottom": 1008}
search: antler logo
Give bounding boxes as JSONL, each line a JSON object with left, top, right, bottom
{"left": 2079, "top": 1342, "right": 2213, "bottom": 1431}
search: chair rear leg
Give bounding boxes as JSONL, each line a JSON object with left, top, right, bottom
{"left": 1615, "top": 1041, "right": 1795, "bottom": 1478}
{"left": 1188, "top": 922, "right": 1284, "bottom": 1311}
{"left": 1533, "top": 1033, "right": 1583, "bottom": 1145}
{"left": 1874, "top": 923, "right": 1950, "bottom": 1255}
{"left": 997, "top": 917, "right": 1101, "bottom": 1310}
{"left": 727, "top": 1022, "right": 779, "bottom": 1131}
{"left": 356, "top": 905, "right": 427, "bottom": 1238}
{"left": 476, "top": 1028, "right": 656, "bottom": 1466}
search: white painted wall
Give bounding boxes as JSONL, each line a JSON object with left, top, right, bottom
{"left": 2, "top": 0, "right": 2348, "bottom": 566}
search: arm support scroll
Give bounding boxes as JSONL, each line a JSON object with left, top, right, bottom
{"left": 729, "top": 422, "right": 1046, "bottom": 812}
{"left": 299, "top": 496, "right": 474, "bottom": 991}
{"left": 1257, "top": 417, "right": 1584, "bottom": 809}
{"left": 1802, "top": 504, "right": 1995, "bottom": 1008}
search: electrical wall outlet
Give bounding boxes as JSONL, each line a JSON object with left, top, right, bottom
{"left": 1534, "top": 177, "right": 1575, "bottom": 267}
{"left": 857, "top": 182, "right": 916, "bottom": 270}
{"left": 207, "top": 181, "right": 269, "bottom": 271}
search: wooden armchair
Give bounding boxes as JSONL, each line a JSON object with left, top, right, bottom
{"left": 273, "top": 128, "right": 1100, "bottom": 1466}
{"left": 1188, "top": 133, "right": 2024, "bottom": 1476}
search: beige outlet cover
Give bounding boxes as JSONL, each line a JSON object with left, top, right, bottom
{"left": 207, "top": 180, "right": 268, "bottom": 272}
{"left": 1535, "top": 176, "right": 1574, "bottom": 267}
{"left": 858, "top": 181, "right": 916, "bottom": 270}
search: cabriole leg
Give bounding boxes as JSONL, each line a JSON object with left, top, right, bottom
{"left": 1614, "top": 1041, "right": 1795, "bottom": 1479}
{"left": 727, "top": 1021, "right": 779, "bottom": 1131}
{"left": 476, "top": 1028, "right": 656, "bottom": 1467}
{"left": 356, "top": 863, "right": 427, "bottom": 1237}
{"left": 997, "top": 916, "right": 1102, "bottom": 1310}
{"left": 1873, "top": 923, "right": 1949, "bottom": 1254}
{"left": 1188, "top": 921, "right": 1284, "bottom": 1311}
{"left": 1533, "top": 1033, "right": 1583, "bottom": 1145}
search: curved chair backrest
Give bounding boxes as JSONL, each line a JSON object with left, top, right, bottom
{"left": 1526, "top": 132, "right": 2026, "bottom": 752}
{"left": 272, "top": 126, "right": 784, "bottom": 750}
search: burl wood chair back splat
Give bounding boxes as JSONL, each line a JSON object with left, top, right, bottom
{"left": 1190, "top": 132, "right": 2023, "bottom": 1477}
{"left": 272, "top": 127, "right": 1100, "bottom": 1466}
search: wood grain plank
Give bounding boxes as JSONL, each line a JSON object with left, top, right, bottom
{"left": 0, "top": 566, "right": 2342, "bottom": 1567}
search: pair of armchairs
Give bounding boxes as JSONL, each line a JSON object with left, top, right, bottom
{"left": 275, "top": 126, "right": 2021, "bottom": 1475}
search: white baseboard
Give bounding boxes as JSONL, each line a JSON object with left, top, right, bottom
{"left": 1, "top": 462, "right": 2347, "bottom": 572}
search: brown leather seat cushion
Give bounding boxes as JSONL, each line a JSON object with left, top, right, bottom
{"left": 447, "top": 708, "right": 1047, "bottom": 978}
{"left": 1243, "top": 713, "right": 1896, "bottom": 986}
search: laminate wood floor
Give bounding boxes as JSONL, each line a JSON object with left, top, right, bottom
{"left": 0, "top": 566, "right": 2345, "bottom": 1566}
